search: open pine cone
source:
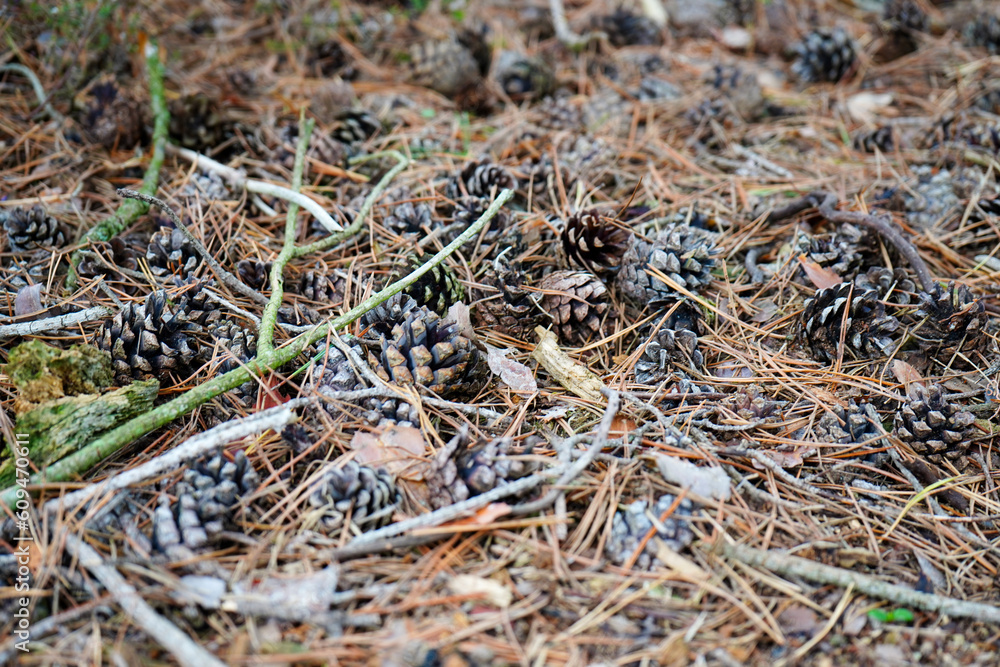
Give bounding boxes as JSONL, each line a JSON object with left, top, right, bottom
{"left": 561, "top": 209, "right": 632, "bottom": 276}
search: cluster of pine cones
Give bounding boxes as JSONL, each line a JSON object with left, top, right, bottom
{"left": 8, "top": 0, "right": 1000, "bottom": 551}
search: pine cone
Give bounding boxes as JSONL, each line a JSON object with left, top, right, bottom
{"left": 965, "top": 15, "right": 1000, "bottom": 54}
{"left": 894, "top": 384, "right": 977, "bottom": 468}
{"left": 634, "top": 304, "right": 704, "bottom": 384}
{"left": 74, "top": 74, "right": 146, "bottom": 150}
{"left": 616, "top": 224, "right": 717, "bottom": 305}
{"left": 706, "top": 65, "right": 764, "bottom": 121}
{"left": 814, "top": 401, "right": 882, "bottom": 446}
{"left": 168, "top": 93, "right": 234, "bottom": 153}
{"left": 447, "top": 160, "right": 518, "bottom": 200}
{"left": 203, "top": 320, "right": 258, "bottom": 414}
{"left": 384, "top": 200, "right": 434, "bottom": 235}
{"left": 307, "top": 40, "right": 357, "bottom": 79}
{"left": 77, "top": 238, "right": 140, "bottom": 290}
{"left": 332, "top": 109, "right": 382, "bottom": 145}
{"left": 361, "top": 292, "right": 419, "bottom": 338}
{"left": 591, "top": 9, "right": 663, "bottom": 47}
{"left": 1, "top": 206, "right": 67, "bottom": 252}
{"left": 799, "top": 282, "right": 900, "bottom": 362}
{"left": 913, "top": 283, "right": 989, "bottom": 360}
{"left": 494, "top": 52, "right": 556, "bottom": 102}
{"left": 306, "top": 460, "right": 400, "bottom": 533}
{"left": 427, "top": 429, "right": 539, "bottom": 509}
{"left": 396, "top": 255, "right": 465, "bottom": 316}
{"left": 236, "top": 258, "right": 272, "bottom": 291}
{"left": 146, "top": 227, "right": 202, "bottom": 279}
{"left": 884, "top": 0, "right": 928, "bottom": 33}
{"left": 407, "top": 36, "right": 483, "bottom": 98}
{"left": 472, "top": 257, "right": 546, "bottom": 341}
{"left": 606, "top": 495, "right": 695, "bottom": 570}
{"left": 369, "top": 306, "right": 486, "bottom": 398}
{"left": 791, "top": 28, "right": 857, "bottom": 83}
{"left": 293, "top": 267, "right": 344, "bottom": 303}
{"left": 854, "top": 266, "right": 916, "bottom": 305}
{"left": 534, "top": 96, "right": 584, "bottom": 131}
{"left": 796, "top": 223, "right": 874, "bottom": 280}
{"left": 152, "top": 450, "right": 259, "bottom": 552}
{"left": 451, "top": 196, "right": 517, "bottom": 259}
{"left": 853, "top": 126, "right": 895, "bottom": 153}
{"left": 561, "top": 209, "right": 632, "bottom": 276}
{"left": 97, "top": 290, "right": 201, "bottom": 385}
{"left": 537, "top": 270, "right": 610, "bottom": 344}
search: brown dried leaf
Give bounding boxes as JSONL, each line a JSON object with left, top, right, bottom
{"left": 351, "top": 424, "right": 429, "bottom": 480}
{"left": 445, "top": 502, "right": 511, "bottom": 527}
{"left": 752, "top": 449, "right": 803, "bottom": 469}
{"left": 486, "top": 346, "right": 537, "bottom": 393}
{"left": 14, "top": 284, "right": 44, "bottom": 318}
{"left": 778, "top": 604, "right": 820, "bottom": 636}
{"left": 798, "top": 255, "right": 841, "bottom": 289}
{"left": 892, "top": 360, "right": 924, "bottom": 396}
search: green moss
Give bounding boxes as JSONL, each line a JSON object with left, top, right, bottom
{"left": 7, "top": 341, "right": 112, "bottom": 404}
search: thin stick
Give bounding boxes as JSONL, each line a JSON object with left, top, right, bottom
{"left": 43, "top": 401, "right": 305, "bottom": 517}
{"left": 257, "top": 117, "right": 315, "bottom": 355}
{"left": 766, "top": 190, "right": 936, "bottom": 293}
{"left": 0, "top": 63, "right": 64, "bottom": 121}
{"left": 511, "top": 389, "right": 621, "bottom": 516}
{"left": 63, "top": 534, "right": 227, "bottom": 667}
{"left": 0, "top": 306, "right": 113, "bottom": 339}
{"left": 719, "top": 540, "right": 1000, "bottom": 623}
{"left": 165, "top": 145, "right": 343, "bottom": 233}
{"left": 116, "top": 189, "right": 268, "bottom": 305}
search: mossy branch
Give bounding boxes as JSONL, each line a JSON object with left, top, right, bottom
{"left": 0, "top": 189, "right": 514, "bottom": 509}
{"left": 257, "top": 115, "right": 315, "bottom": 356}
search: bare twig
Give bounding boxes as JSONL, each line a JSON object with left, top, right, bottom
{"left": 0, "top": 63, "right": 64, "bottom": 121}
{"left": 0, "top": 306, "right": 113, "bottom": 339}
{"left": 719, "top": 540, "right": 1000, "bottom": 622}
{"left": 63, "top": 534, "right": 227, "bottom": 667}
{"left": 766, "top": 190, "right": 936, "bottom": 293}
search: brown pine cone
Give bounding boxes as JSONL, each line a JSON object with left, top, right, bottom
{"left": 537, "top": 270, "right": 610, "bottom": 344}
{"left": 799, "top": 282, "right": 900, "bottom": 362}
{"left": 369, "top": 306, "right": 487, "bottom": 399}
{"left": 74, "top": 74, "right": 146, "bottom": 150}
{"left": 472, "top": 257, "right": 546, "bottom": 341}
{"left": 561, "top": 209, "right": 632, "bottom": 276}
{"left": 236, "top": 259, "right": 272, "bottom": 291}
{"left": 894, "top": 384, "right": 977, "bottom": 469}
{"left": 427, "top": 429, "right": 539, "bottom": 509}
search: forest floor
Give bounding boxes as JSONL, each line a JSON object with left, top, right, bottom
{"left": 2, "top": 1, "right": 1000, "bottom": 665}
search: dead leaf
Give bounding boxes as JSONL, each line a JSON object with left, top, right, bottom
{"left": 845, "top": 92, "right": 893, "bottom": 124}
{"left": 530, "top": 327, "right": 606, "bottom": 402}
{"left": 446, "top": 574, "right": 512, "bottom": 608}
{"left": 351, "top": 424, "right": 429, "bottom": 480}
{"left": 654, "top": 453, "right": 731, "bottom": 501}
{"left": 609, "top": 415, "right": 637, "bottom": 440}
{"left": 798, "top": 256, "right": 841, "bottom": 289}
{"left": 753, "top": 449, "right": 804, "bottom": 469}
{"left": 891, "top": 360, "right": 924, "bottom": 395}
{"left": 446, "top": 302, "right": 476, "bottom": 341}
{"left": 255, "top": 375, "right": 288, "bottom": 410}
{"left": 14, "top": 284, "right": 44, "bottom": 318}
{"left": 750, "top": 299, "right": 779, "bottom": 323}
{"left": 444, "top": 502, "right": 511, "bottom": 527}
{"left": 486, "top": 346, "right": 537, "bottom": 393}
{"left": 778, "top": 604, "right": 820, "bottom": 636}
